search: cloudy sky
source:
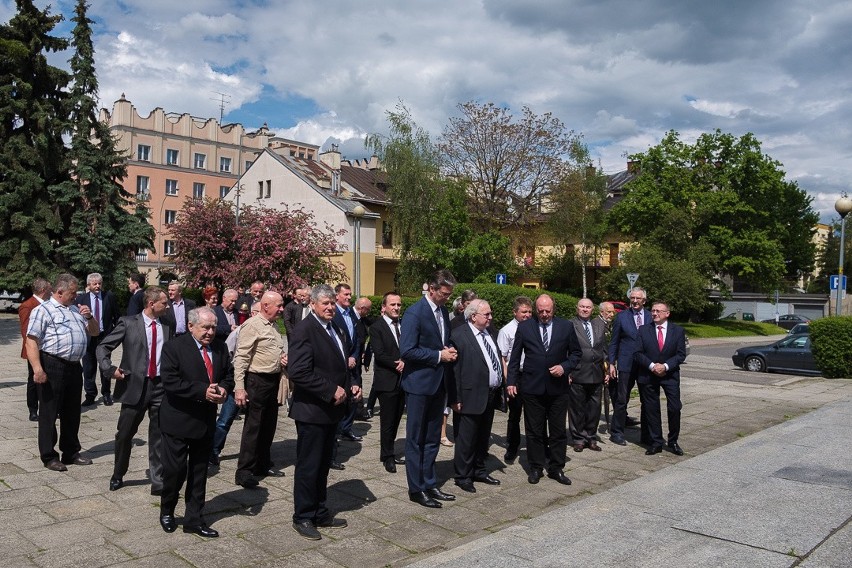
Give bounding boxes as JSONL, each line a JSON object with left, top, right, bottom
{"left": 5, "top": 0, "right": 851, "bottom": 220}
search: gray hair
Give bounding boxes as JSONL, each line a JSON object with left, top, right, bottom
{"left": 188, "top": 306, "right": 216, "bottom": 325}
{"left": 54, "top": 273, "right": 78, "bottom": 293}
{"left": 311, "top": 284, "right": 335, "bottom": 303}
{"left": 32, "top": 277, "right": 51, "bottom": 295}
{"left": 628, "top": 287, "right": 646, "bottom": 299}
{"left": 86, "top": 273, "right": 103, "bottom": 285}
{"left": 464, "top": 298, "right": 486, "bottom": 321}
{"left": 223, "top": 288, "right": 239, "bottom": 300}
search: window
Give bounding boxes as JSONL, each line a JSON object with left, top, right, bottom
{"left": 219, "top": 156, "right": 232, "bottom": 173}
{"left": 265, "top": 180, "right": 271, "bottom": 198}
{"left": 137, "top": 144, "right": 151, "bottom": 161}
{"left": 136, "top": 175, "right": 150, "bottom": 198}
{"left": 298, "top": 151, "right": 305, "bottom": 159}
{"left": 164, "top": 210, "right": 176, "bottom": 225}
{"left": 193, "top": 182, "right": 205, "bottom": 199}
{"left": 194, "top": 153, "right": 206, "bottom": 169}
{"left": 163, "top": 240, "right": 175, "bottom": 256}
{"left": 381, "top": 222, "right": 393, "bottom": 247}
{"left": 220, "top": 185, "right": 230, "bottom": 198}
{"left": 166, "top": 149, "right": 179, "bottom": 165}
{"left": 165, "top": 179, "right": 178, "bottom": 196}
{"left": 245, "top": 160, "right": 253, "bottom": 171}
{"left": 257, "top": 181, "right": 264, "bottom": 199}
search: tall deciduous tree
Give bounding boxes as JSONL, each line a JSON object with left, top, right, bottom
{"left": 0, "top": 0, "right": 69, "bottom": 289}
{"left": 57, "top": 0, "right": 153, "bottom": 288}
{"left": 439, "top": 101, "right": 586, "bottom": 233}
{"left": 169, "top": 198, "right": 345, "bottom": 292}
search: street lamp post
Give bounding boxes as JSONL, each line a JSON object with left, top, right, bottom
{"left": 834, "top": 196, "right": 852, "bottom": 316}
{"left": 351, "top": 205, "right": 366, "bottom": 297}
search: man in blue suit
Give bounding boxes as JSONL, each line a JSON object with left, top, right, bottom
{"left": 77, "top": 273, "right": 120, "bottom": 406}
{"left": 634, "top": 302, "right": 687, "bottom": 456}
{"left": 400, "top": 269, "right": 458, "bottom": 508}
{"left": 607, "top": 287, "right": 652, "bottom": 446}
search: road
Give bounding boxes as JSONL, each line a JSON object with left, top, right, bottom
{"left": 684, "top": 334, "right": 805, "bottom": 386}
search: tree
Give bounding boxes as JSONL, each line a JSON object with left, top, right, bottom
{"left": 56, "top": 0, "right": 153, "bottom": 288}
{"left": 169, "top": 198, "right": 346, "bottom": 292}
{"left": 438, "top": 101, "right": 587, "bottom": 233}
{"left": 609, "top": 130, "right": 818, "bottom": 294}
{"left": 0, "top": 0, "right": 70, "bottom": 289}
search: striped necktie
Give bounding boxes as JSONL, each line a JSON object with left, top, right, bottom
{"left": 480, "top": 331, "right": 499, "bottom": 372}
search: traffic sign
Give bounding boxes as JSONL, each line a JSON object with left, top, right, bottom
{"left": 626, "top": 272, "right": 639, "bottom": 289}
{"left": 830, "top": 274, "right": 847, "bottom": 291}
{"left": 495, "top": 273, "right": 507, "bottom": 285}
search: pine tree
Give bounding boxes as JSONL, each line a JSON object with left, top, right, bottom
{"left": 0, "top": 0, "right": 70, "bottom": 289}
{"left": 57, "top": 0, "right": 153, "bottom": 288}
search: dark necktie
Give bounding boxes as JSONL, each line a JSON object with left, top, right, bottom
{"left": 542, "top": 324, "right": 549, "bottom": 351}
{"left": 584, "top": 320, "right": 593, "bottom": 345}
{"left": 480, "top": 331, "right": 499, "bottom": 373}
{"left": 327, "top": 323, "right": 344, "bottom": 358}
{"left": 94, "top": 294, "right": 101, "bottom": 331}
{"left": 392, "top": 319, "right": 400, "bottom": 343}
{"left": 147, "top": 320, "right": 157, "bottom": 379}
{"left": 201, "top": 346, "right": 213, "bottom": 383}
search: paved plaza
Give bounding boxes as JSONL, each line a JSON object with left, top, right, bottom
{"left": 1, "top": 314, "right": 850, "bottom": 567}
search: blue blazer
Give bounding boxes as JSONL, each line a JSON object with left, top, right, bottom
{"left": 634, "top": 322, "right": 687, "bottom": 384}
{"left": 506, "top": 316, "right": 582, "bottom": 396}
{"left": 400, "top": 296, "right": 452, "bottom": 396}
{"left": 608, "top": 308, "right": 652, "bottom": 373}
{"left": 333, "top": 305, "right": 362, "bottom": 386}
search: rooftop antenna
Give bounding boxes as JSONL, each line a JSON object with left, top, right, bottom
{"left": 211, "top": 92, "right": 231, "bottom": 122}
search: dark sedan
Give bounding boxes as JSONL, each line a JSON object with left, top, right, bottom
{"left": 761, "top": 314, "right": 811, "bottom": 330}
{"left": 732, "top": 333, "right": 819, "bottom": 375}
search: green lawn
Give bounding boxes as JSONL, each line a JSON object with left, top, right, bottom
{"left": 678, "top": 320, "right": 786, "bottom": 339}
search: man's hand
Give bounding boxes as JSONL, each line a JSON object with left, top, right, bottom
{"left": 206, "top": 383, "right": 227, "bottom": 404}
{"left": 78, "top": 304, "right": 92, "bottom": 319}
{"left": 350, "top": 384, "right": 362, "bottom": 401}
{"left": 608, "top": 365, "right": 618, "bottom": 379}
{"left": 451, "top": 402, "right": 462, "bottom": 412}
{"left": 548, "top": 364, "right": 564, "bottom": 377}
{"left": 280, "top": 353, "right": 288, "bottom": 367}
{"left": 112, "top": 368, "right": 126, "bottom": 380}
{"left": 348, "top": 356, "right": 356, "bottom": 369}
{"left": 506, "top": 385, "right": 518, "bottom": 398}
{"left": 235, "top": 388, "right": 248, "bottom": 407}
{"left": 332, "top": 386, "right": 347, "bottom": 405}
{"left": 652, "top": 363, "right": 667, "bottom": 376}
{"left": 394, "top": 359, "right": 404, "bottom": 373}
{"left": 33, "top": 368, "right": 47, "bottom": 384}
{"left": 440, "top": 346, "right": 458, "bottom": 363}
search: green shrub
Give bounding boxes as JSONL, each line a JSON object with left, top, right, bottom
{"left": 809, "top": 316, "right": 852, "bottom": 378}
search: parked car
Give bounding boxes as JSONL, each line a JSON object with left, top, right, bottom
{"left": 609, "top": 301, "right": 628, "bottom": 313}
{"left": 787, "top": 323, "right": 810, "bottom": 335}
{"left": 0, "top": 290, "right": 24, "bottom": 313}
{"left": 731, "top": 333, "right": 819, "bottom": 375}
{"left": 721, "top": 312, "right": 755, "bottom": 321}
{"left": 760, "top": 314, "right": 811, "bottom": 330}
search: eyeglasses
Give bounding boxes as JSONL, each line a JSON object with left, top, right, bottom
{"left": 475, "top": 312, "right": 493, "bottom": 318}
{"left": 650, "top": 309, "right": 669, "bottom": 314}
{"left": 629, "top": 296, "right": 644, "bottom": 301}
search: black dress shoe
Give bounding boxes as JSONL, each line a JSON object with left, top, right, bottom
{"left": 394, "top": 456, "right": 406, "bottom": 465}
{"left": 150, "top": 487, "right": 163, "bottom": 496}
{"left": 293, "top": 520, "right": 322, "bottom": 539}
{"left": 103, "top": 394, "right": 114, "bottom": 406}
{"left": 183, "top": 524, "right": 219, "bottom": 538}
{"left": 81, "top": 396, "right": 96, "bottom": 407}
{"left": 109, "top": 477, "right": 123, "bottom": 491}
{"left": 547, "top": 471, "right": 572, "bottom": 485}
{"left": 504, "top": 452, "right": 517, "bottom": 464}
{"left": 329, "top": 461, "right": 346, "bottom": 471}
{"left": 455, "top": 480, "right": 476, "bottom": 493}
{"left": 260, "top": 468, "right": 285, "bottom": 477}
{"left": 625, "top": 416, "right": 640, "bottom": 427}
{"left": 28, "top": 410, "right": 38, "bottom": 422}
{"left": 160, "top": 514, "right": 177, "bottom": 533}
{"left": 45, "top": 459, "right": 67, "bottom": 472}
{"left": 588, "top": 442, "right": 602, "bottom": 451}
{"left": 573, "top": 444, "right": 585, "bottom": 452}
{"left": 383, "top": 458, "right": 396, "bottom": 473}
{"left": 427, "top": 487, "right": 456, "bottom": 501}
{"left": 235, "top": 476, "right": 259, "bottom": 488}
{"left": 668, "top": 442, "right": 684, "bottom": 456}
{"left": 409, "top": 491, "right": 441, "bottom": 508}
{"left": 340, "top": 430, "right": 362, "bottom": 442}
{"left": 609, "top": 435, "right": 627, "bottom": 446}
{"left": 645, "top": 445, "right": 663, "bottom": 455}
{"left": 63, "top": 454, "right": 92, "bottom": 466}
{"left": 474, "top": 474, "right": 500, "bottom": 485}
{"left": 528, "top": 469, "right": 543, "bottom": 484}
{"left": 315, "top": 517, "right": 347, "bottom": 528}
{"left": 208, "top": 454, "right": 220, "bottom": 466}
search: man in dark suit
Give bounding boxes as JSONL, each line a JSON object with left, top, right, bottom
{"left": 634, "top": 302, "right": 687, "bottom": 456}
{"left": 507, "top": 294, "right": 582, "bottom": 486}
{"left": 400, "top": 269, "right": 458, "bottom": 508}
{"left": 607, "top": 287, "right": 653, "bottom": 446}
{"left": 332, "top": 283, "right": 363, "bottom": 443}
{"left": 97, "top": 286, "right": 173, "bottom": 494}
{"left": 449, "top": 289, "right": 478, "bottom": 330}
{"left": 77, "top": 273, "right": 121, "bottom": 406}
{"left": 126, "top": 273, "right": 145, "bottom": 316}
{"left": 288, "top": 284, "right": 356, "bottom": 540}
{"left": 369, "top": 292, "right": 406, "bottom": 473}
{"left": 158, "top": 307, "right": 233, "bottom": 538}
{"left": 213, "top": 288, "right": 239, "bottom": 341}
{"left": 283, "top": 287, "right": 310, "bottom": 341}
{"left": 19, "top": 277, "right": 52, "bottom": 421}
{"left": 447, "top": 299, "right": 503, "bottom": 493}
{"left": 569, "top": 298, "right": 608, "bottom": 452}
{"left": 161, "top": 281, "right": 196, "bottom": 336}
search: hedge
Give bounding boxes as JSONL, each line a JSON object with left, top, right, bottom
{"left": 809, "top": 316, "right": 852, "bottom": 378}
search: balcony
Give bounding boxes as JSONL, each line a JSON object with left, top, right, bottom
{"left": 135, "top": 252, "right": 148, "bottom": 262}
{"left": 375, "top": 244, "right": 398, "bottom": 259}
{"left": 136, "top": 192, "right": 151, "bottom": 202}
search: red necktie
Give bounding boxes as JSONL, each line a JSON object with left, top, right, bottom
{"left": 202, "top": 347, "right": 214, "bottom": 383}
{"left": 657, "top": 325, "right": 664, "bottom": 350}
{"left": 147, "top": 321, "right": 157, "bottom": 378}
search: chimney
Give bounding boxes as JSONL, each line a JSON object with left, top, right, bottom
{"left": 319, "top": 143, "right": 341, "bottom": 170}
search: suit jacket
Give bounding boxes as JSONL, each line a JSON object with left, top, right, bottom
{"left": 19, "top": 295, "right": 41, "bottom": 359}
{"left": 447, "top": 323, "right": 501, "bottom": 415}
{"left": 570, "top": 317, "right": 607, "bottom": 384}
{"left": 333, "top": 305, "right": 362, "bottom": 386}
{"left": 159, "top": 333, "right": 234, "bottom": 438}
{"left": 400, "top": 296, "right": 452, "bottom": 396}
{"left": 283, "top": 300, "right": 309, "bottom": 338}
{"left": 96, "top": 314, "right": 175, "bottom": 405}
{"left": 608, "top": 308, "right": 653, "bottom": 373}
{"left": 507, "top": 316, "right": 582, "bottom": 396}
{"left": 126, "top": 289, "right": 144, "bottom": 316}
{"left": 288, "top": 314, "right": 352, "bottom": 424}
{"left": 213, "top": 304, "right": 237, "bottom": 341}
{"left": 369, "top": 317, "right": 402, "bottom": 393}
{"left": 75, "top": 290, "right": 120, "bottom": 335}
{"left": 162, "top": 298, "right": 197, "bottom": 333}
{"left": 634, "top": 322, "right": 687, "bottom": 385}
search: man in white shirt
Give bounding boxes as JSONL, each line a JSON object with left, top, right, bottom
{"left": 496, "top": 295, "right": 532, "bottom": 463}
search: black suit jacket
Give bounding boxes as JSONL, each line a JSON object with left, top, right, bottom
{"left": 159, "top": 334, "right": 233, "bottom": 438}
{"left": 288, "top": 315, "right": 352, "bottom": 425}
{"left": 213, "top": 305, "right": 237, "bottom": 341}
{"left": 369, "top": 317, "right": 402, "bottom": 393}
{"left": 162, "top": 299, "right": 197, "bottom": 333}
{"left": 283, "top": 301, "right": 309, "bottom": 338}
{"left": 75, "top": 290, "right": 120, "bottom": 335}
{"left": 447, "top": 323, "right": 501, "bottom": 415}
{"left": 507, "top": 316, "right": 582, "bottom": 396}
{"left": 126, "top": 289, "right": 144, "bottom": 316}
{"left": 634, "top": 322, "right": 687, "bottom": 385}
